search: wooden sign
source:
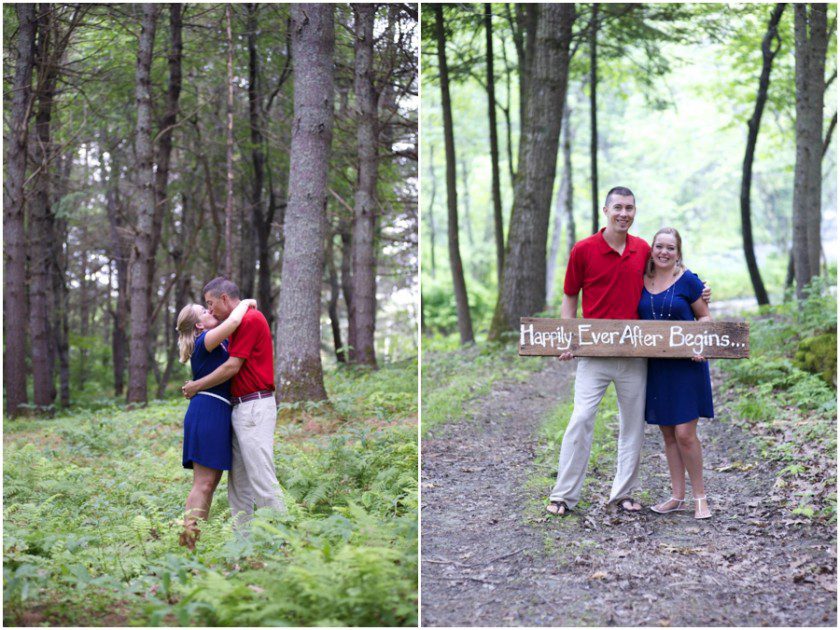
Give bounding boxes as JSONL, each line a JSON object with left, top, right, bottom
{"left": 519, "top": 318, "right": 749, "bottom": 358}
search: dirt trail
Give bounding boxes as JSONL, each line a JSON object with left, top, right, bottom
{"left": 421, "top": 360, "right": 836, "bottom": 627}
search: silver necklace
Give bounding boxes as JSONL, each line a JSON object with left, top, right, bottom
{"left": 650, "top": 281, "right": 676, "bottom": 320}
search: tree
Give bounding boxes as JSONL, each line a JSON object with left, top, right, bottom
{"left": 547, "top": 101, "right": 575, "bottom": 305}
{"left": 589, "top": 3, "right": 600, "bottom": 236}
{"left": 485, "top": 3, "right": 505, "bottom": 286}
{"left": 127, "top": 3, "right": 158, "bottom": 404}
{"left": 275, "top": 3, "right": 334, "bottom": 402}
{"left": 3, "top": 3, "right": 36, "bottom": 416}
{"left": 792, "top": 3, "right": 829, "bottom": 298}
{"left": 489, "top": 4, "right": 575, "bottom": 338}
{"left": 350, "top": 3, "right": 378, "bottom": 367}
{"left": 434, "top": 4, "right": 474, "bottom": 345}
{"left": 740, "top": 4, "right": 785, "bottom": 307}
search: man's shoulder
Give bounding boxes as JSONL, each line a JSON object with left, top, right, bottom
{"left": 572, "top": 231, "right": 603, "bottom": 253}
{"left": 242, "top": 307, "right": 269, "bottom": 328}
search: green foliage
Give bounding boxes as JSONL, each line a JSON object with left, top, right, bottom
{"left": 794, "top": 333, "right": 837, "bottom": 386}
{"left": 720, "top": 278, "right": 836, "bottom": 522}
{"left": 421, "top": 340, "right": 544, "bottom": 432}
{"left": 4, "top": 364, "right": 417, "bottom": 626}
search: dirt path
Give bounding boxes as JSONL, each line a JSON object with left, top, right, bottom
{"left": 421, "top": 360, "right": 836, "bottom": 627}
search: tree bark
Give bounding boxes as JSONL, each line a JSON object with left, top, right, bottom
{"left": 485, "top": 3, "right": 505, "bottom": 286}
{"left": 547, "top": 101, "right": 574, "bottom": 305}
{"left": 29, "top": 7, "right": 62, "bottom": 410}
{"left": 53, "top": 152, "right": 72, "bottom": 407}
{"left": 339, "top": 217, "right": 355, "bottom": 361}
{"left": 275, "top": 3, "right": 334, "bottom": 401}
{"left": 106, "top": 145, "right": 129, "bottom": 397}
{"left": 434, "top": 4, "right": 474, "bottom": 344}
{"left": 225, "top": 3, "right": 235, "bottom": 279}
{"left": 3, "top": 3, "right": 36, "bottom": 416}
{"left": 740, "top": 4, "right": 783, "bottom": 307}
{"left": 326, "top": 229, "right": 345, "bottom": 362}
{"left": 427, "top": 143, "right": 437, "bottom": 278}
{"left": 793, "top": 4, "right": 828, "bottom": 299}
{"left": 127, "top": 3, "right": 159, "bottom": 404}
{"left": 489, "top": 4, "right": 575, "bottom": 338}
{"left": 244, "top": 2, "right": 264, "bottom": 301}
{"left": 793, "top": 3, "right": 828, "bottom": 298}
{"left": 350, "top": 3, "right": 378, "bottom": 367}
{"left": 589, "top": 3, "right": 599, "bottom": 235}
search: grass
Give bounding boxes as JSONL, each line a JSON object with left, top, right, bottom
{"left": 421, "top": 334, "right": 546, "bottom": 432}
{"left": 3, "top": 360, "right": 418, "bottom": 626}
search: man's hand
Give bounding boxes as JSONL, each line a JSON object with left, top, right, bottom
{"left": 702, "top": 282, "right": 711, "bottom": 304}
{"left": 182, "top": 380, "right": 200, "bottom": 399}
{"left": 556, "top": 351, "right": 575, "bottom": 362}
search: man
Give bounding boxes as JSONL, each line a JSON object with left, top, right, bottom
{"left": 183, "top": 277, "right": 286, "bottom": 529}
{"left": 547, "top": 186, "right": 708, "bottom": 516}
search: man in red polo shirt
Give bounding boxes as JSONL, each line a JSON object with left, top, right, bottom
{"left": 546, "top": 187, "right": 707, "bottom": 517}
{"left": 183, "top": 277, "right": 286, "bottom": 529}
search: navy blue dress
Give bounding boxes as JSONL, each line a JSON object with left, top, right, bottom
{"left": 639, "top": 270, "right": 714, "bottom": 426}
{"left": 182, "top": 331, "right": 232, "bottom": 470}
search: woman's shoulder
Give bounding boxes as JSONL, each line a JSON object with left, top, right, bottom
{"left": 679, "top": 269, "right": 704, "bottom": 291}
{"left": 192, "top": 331, "right": 208, "bottom": 357}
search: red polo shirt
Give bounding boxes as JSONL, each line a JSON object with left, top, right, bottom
{"left": 563, "top": 228, "right": 650, "bottom": 319}
{"left": 228, "top": 308, "right": 275, "bottom": 397}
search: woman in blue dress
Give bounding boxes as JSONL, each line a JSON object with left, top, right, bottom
{"left": 639, "top": 228, "right": 713, "bottom": 520}
{"left": 174, "top": 298, "right": 256, "bottom": 547}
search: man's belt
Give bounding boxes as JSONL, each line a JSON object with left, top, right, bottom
{"left": 231, "top": 389, "right": 274, "bottom": 406}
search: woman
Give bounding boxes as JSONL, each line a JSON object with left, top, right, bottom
{"left": 174, "top": 298, "right": 256, "bottom": 547}
{"left": 639, "top": 228, "right": 713, "bottom": 520}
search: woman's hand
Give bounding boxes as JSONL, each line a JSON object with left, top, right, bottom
{"left": 242, "top": 298, "right": 257, "bottom": 310}
{"left": 556, "top": 352, "right": 575, "bottom": 362}
{"left": 691, "top": 354, "right": 706, "bottom": 362}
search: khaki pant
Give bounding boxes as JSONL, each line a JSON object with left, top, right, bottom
{"left": 549, "top": 357, "right": 647, "bottom": 508}
{"left": 228, "top": 396, "right": 287, "bottom": 529}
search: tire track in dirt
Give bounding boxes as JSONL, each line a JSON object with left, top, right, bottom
{"left": 421, "top": 359, "right": 836, "bottom": 627}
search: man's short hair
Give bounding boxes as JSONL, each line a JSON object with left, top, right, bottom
{"left": 203, "top": 276, "right": 240, "bottom": 299}
{"left": 604, "top": 186, "right": 635, "bottom": 208}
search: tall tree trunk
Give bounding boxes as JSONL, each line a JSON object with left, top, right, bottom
{"left": 485, "top": 3, "right": 505, "bottom": 286}
{"left": 434, "top": 4, "right": 474, "bottom": 344}
{"left": 793, "top": 3, "right": 828, "bottom": 298}
{"left": 339, "top": 218, "right": 355, "bottom": 361}
{"left": 276, "top": 3, "right": 334, "bottom": 401}
{"left": 427, "top": 144, "right": 437, "bottom": 278}
{"left": 4, "top": 3, "right": 36, "bottom": 416}
{"left": 53, "top": 152, "right": 72, "bottom": 407}
{"left": 741, "top": 4, "right": 784, "bottom": 306}
{"left": 513, "top": 3, "right": 538, "bottom": 132}
{"left": 244, "top": 2, "right": 264, "bottom": 300}
{"left": 326, "top": 229, "right": 345, "bottom": 362}
{"left": 547, "top": 101, "right": 574, "bottom": 305}
{"left": 499, "top": 16, "right": 516, "bottom": 187}
{"left": 127, "top": 3, "right": 159, "bottom": 404}
{"left": 225, "top": 2, "right": 235, "bottom": 279}
{"left": 489, "top": 4, "right": 575, "bottom": 338}
{"left": 589, "top": 3, "right": 599, "bottom": 235}
{"left": 150, "top": 3, "right": 182, "bottom": 307}
{"left": 460, "top": 158, "right": 474, "bottom": 248}
{"left": 30, "top": 8, "right": 61, "bottom": 410}
{"left": 106, "top": 147, "right": 129, "bottom": 396}
{"left": 350, "top": 3, "right": 378, "bottom": 367}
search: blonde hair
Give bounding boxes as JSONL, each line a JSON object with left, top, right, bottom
{"left": 646, "top": 227, "right": 684, "bottom": 277}
{"left": 176, "top": 304, "right": 202, "bottom": 364}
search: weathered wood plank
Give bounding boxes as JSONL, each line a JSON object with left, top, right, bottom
{"left": 519, "top": 318, "right": 750, "bottom": 358}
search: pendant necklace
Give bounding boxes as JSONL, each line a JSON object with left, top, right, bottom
{"left": 650, "top": 278, "right": 676, "bottom": 320}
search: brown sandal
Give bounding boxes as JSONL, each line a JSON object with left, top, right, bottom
{"left": 546, "top": 500, "right": 571, "bottom": 516}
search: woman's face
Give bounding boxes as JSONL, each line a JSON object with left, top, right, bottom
{"left": 651, "top": 233, "right": 679, "bottom": 270}
{"left": 194, "top": 305, "right": 219, "bottom": 331}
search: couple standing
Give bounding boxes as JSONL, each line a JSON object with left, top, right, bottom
{"left": 546, "top": 187, "right": 714, "bottom": 520}
{"left": 175, "top": 277, "right": 285, "bottom": 547}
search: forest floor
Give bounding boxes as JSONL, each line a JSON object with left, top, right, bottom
{"left": 421, "top": 355, "right": 836, "bottom": 627}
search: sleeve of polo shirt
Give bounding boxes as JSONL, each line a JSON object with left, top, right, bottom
{"left": 228, "top": 312, "right": 258, "bottom": 359}
{"left": 563, "top": 244, "right": 584, "bottom": 296}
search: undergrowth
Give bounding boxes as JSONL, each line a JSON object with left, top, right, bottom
{"left": 718, "top": 276, "right": 837, "bottom": 522}
{"left": 3, "top": 361, "right": 418, "bottom": 626}
{"left": 421, "top": 335, "right": 545, "bottom": 432}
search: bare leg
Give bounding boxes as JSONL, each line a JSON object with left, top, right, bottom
{"left": 674, "top": 420, "right": 710, "bottom": 518}
{"left": 652, "top": 425, "right": 687, "bottom": 513}
{"left": 182, "top": 462, "right": 223, "bottom": 549}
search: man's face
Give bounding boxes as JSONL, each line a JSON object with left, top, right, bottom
{"left": 602, "top": 194, "right": 636, "bottom": 234}
{"left": 204, "top": 292, "right": 232, "bottom": 320}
